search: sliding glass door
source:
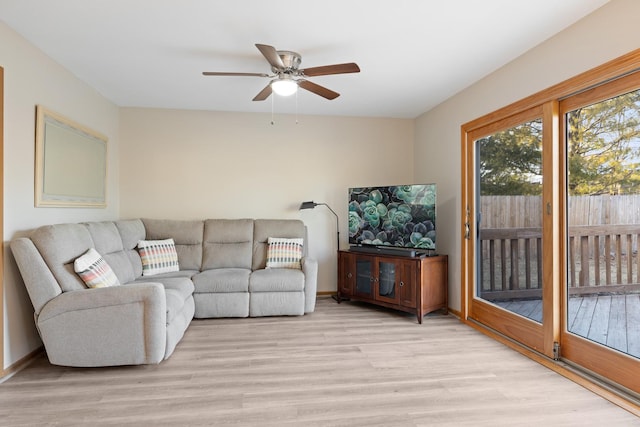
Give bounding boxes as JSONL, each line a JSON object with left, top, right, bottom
{"left": 465, "top": 105, "right": 558, "bottom": 355}
{"left": 559, "top": 73, "right": 640, "bottom": 393}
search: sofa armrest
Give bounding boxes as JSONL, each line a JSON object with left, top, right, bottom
{"left": 301, "top": 257, "right": 318, "bottom": 313}
{"left": 10, "top": 237, "right": 63, "bottom": 315}
{"left": 37, "top": 283, "right": 167, "bottom": 367}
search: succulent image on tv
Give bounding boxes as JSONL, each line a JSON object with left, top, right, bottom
{"left": 348, "top": 184, "right": 436, "bottom": 250}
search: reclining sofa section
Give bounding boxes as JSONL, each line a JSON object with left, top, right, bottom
{"left": 10, "top": 218, "right": 318, "bottom": 367}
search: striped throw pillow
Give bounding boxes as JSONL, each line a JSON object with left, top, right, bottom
{"left": 137, "top": 238, "right": 180, "bottom": 276}
{"left": 266, "top": 237, "right": 303, "bottom": 269}
{"left": 74, "top": 248, "right": 121, "bottom": 288}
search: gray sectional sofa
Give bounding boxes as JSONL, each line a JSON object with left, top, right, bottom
{"left": 10, "top": 218, "right": 318, "bottom": 367}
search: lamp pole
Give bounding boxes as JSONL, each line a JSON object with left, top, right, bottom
{"left": 319, "top": 203, "right": 339, "bottom": 251}
{"left": 299, "top": 201, "right": 341, "bottom": 301}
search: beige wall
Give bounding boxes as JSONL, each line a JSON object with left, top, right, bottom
{"left": 414, "top": 0, "right": 640, "bottom": 311}
{"left": 1, "top": 22, "right": 120, "bottom": 369}
{"left": 119, "top": 108, "right": 415, "bottom": 292}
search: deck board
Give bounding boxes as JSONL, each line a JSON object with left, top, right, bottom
{"left": 627, "top": 294, "right": 640, "bottom": 356}
{"left": 571, "top": 297, "right": 597, "bottom": 337}
{"left": 588, "top": 295, "right": 611, "bottom": 346}
{"left": 607, "top": 295, "right": 627, "bottom": 352}
{"left": 495, "top": 294, "right": 640, "bottom": 359}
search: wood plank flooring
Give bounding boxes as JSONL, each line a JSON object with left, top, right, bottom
{"left": 0, "top": 297, "right": 638, "bottom": 426}
{"left": 495, "top": 294, "right": 640, "bottom": 358}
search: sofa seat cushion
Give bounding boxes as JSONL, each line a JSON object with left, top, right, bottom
{"left": 192, "top": 269, "right": 250, "bottom": 293}
{"left": 154, "top": 277, "right": 195, "bottom": 299}
{"left": 130, "top": 277, "right": 195, "bottom": 323}
{"left": 249, "top": 268, "right": 305, "bottom": 292}
{"left": 165, "top": 289, "right": 192, "bottom": 323}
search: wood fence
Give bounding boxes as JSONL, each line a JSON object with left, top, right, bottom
{"left": 480, "top": 195, "right": 640, "bottom": 228}
{"left": 478, "top": 194, "right": 640, "bottom": 300}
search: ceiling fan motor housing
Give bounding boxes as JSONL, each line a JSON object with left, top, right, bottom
{"left": 273, "top": 50, "right": 302, "bottom": 73}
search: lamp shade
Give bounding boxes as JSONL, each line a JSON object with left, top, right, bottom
{"left": 271, "top": 78, "right": 298, "bottom": 96}
{"left": 299, "top": 201, "right": 318, "bottom": 210}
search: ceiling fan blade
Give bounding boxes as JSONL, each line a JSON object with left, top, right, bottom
{"left": 298, "top": 80, "right": 340, "bottom": 100}
{"left": 252, "top": 84, "right": 272, "bottom": 101}
{"left": 202, "top": 72, "right": 270, "bottom": 77}
{"left": 301, "top": 63, "right": 360, "bottom": 77}
{"left": 255, "top": 44, "right": 285, "bottom": 70}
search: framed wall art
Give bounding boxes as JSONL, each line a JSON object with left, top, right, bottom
{"left": 35, "top": 105, "right": 107, "bottom": 208}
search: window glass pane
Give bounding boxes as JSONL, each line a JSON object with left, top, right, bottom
{"left": 476, "top": 119, "right": 544, "bottom": 323}
{"left": 566, "top": 88, "right": 640, "bottom": 358}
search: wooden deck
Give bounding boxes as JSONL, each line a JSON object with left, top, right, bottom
{"left": 494, "top": 294, "right": 640, "bottom": 359}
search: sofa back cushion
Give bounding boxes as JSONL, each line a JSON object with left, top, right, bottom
{"left": 202, "top": 219, "right": 254, "bottom": 269}
{"left": 142, "top": 219, "right": 204, "bottom": 271}
{"left": 30, "top": 223, "right": 94, "bottom": 292}
{"left": 84, "top": 221, "right": 136, "bottom": 283}
{"left": 115, "top": 219, "right": 146, "bottom": 278}
{"left": 252, "top": 219, "right": 305, "bottom": 271}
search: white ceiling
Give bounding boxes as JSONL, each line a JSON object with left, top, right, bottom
{"left": 0, "top": 0, "right": 610, "bottom": 118}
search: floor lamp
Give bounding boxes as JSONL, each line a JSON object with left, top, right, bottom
{"left": 299, "top": 201, "right": 339, "bottom": 250}
{"left": 299, "top": 201, "right": 341, "bottom": 301}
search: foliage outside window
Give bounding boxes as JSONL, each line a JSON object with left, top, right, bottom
{"left": 566, "top": 89, "right": 640, "bottom": 195}
{"left": 478, "top": 88, "right": 640, "bottom": 197}
{"left": 477, "top": 119, "right": 543, "bottom": 196}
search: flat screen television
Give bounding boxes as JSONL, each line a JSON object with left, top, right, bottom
{"left": 348, "top": 184, "right": 436, "bottom": 251}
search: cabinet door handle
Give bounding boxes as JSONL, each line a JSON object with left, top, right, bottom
{"left": 399, "top": 281, "right": 404, "bottom": 287}
{"left": 347, "top": 273, "right": 352, "bottom": 278}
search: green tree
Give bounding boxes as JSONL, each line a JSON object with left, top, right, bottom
{"left": 479, "top": 89, "right": 640, "bottom": 196}
{"left": 567, "top": 90, "right": 640, "bottom": 195}
{"left": 478, "top": 120, "right": 543, "bottom": 196}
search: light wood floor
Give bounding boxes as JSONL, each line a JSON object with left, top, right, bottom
{"left": 0, "top": 297, "right": 638, "bottom": 426}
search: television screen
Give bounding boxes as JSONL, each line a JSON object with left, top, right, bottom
{"left": 348, "top": 184, "right": 436, "bottom": 250}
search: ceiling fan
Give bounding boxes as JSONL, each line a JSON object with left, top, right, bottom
{"left": 202, "top": 44, "right": 360, "bottom": 101}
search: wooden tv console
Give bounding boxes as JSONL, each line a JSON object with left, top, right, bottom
{"left": 337, "top": 250, "right": 448, "bottom": 324}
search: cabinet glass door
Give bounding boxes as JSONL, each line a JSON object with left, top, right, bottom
{"left": 376, "top": 260, "right": 398, "bottom": 303}
{"left": 355, "top": 258, "right": 373, "bottom": 297}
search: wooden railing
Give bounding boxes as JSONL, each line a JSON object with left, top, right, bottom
{"left": 478, "top": 224, "right": 640, "bottom": 300}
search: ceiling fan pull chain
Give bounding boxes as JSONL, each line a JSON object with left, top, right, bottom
{"left": 295, "top": 90, "right": 299, "bottom": 125}
{"left": 271, "top": 93, "right": 275, "bottom": 125}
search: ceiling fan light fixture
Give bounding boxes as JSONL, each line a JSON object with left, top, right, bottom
{"left": 271, "top": 78, "right": 298, "bottom": 96}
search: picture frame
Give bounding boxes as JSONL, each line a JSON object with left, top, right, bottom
{"left": 35, "top": 105, "right": 107, "bottom": 208}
